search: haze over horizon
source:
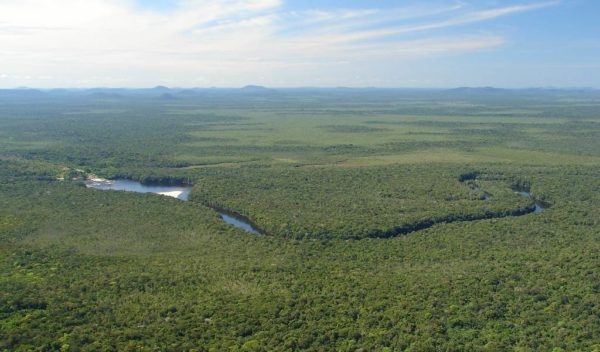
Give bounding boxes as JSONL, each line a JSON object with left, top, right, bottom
{"left": 1, "top": 0, "right": 598, "bottom": 89}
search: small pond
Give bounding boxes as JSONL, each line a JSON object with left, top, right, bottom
{"left": 85, "top": 178, "right": 261, "bottom": 234}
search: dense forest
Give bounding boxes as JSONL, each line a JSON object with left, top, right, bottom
{"left": 1, "top": 88, "right": 599, "bottom": 350}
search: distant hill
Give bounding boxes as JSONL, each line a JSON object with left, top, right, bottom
{"left": 1, "top": 86, "right": 596, "bottom": 101}
{"left": 152, "top": 85, "right": 170, "bottom": 91}
{"left": 0, "top": 88, "right": 45, "bottom": 99}
{"left": 241, "top": 85, "right": 269, "bottom": 91}
{"left": 239, "top": 85, "right": 280, "bottom": 96}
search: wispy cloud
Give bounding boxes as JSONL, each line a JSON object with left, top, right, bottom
{"left": 291, "top": 1, "right": 559, "bottom": 44}
{"left": 0, "top": 0, "right": 560, "bottom": 87}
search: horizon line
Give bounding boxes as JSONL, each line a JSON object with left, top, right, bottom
{"left": 1, "top": 85, "right": 599, "bottom": 91}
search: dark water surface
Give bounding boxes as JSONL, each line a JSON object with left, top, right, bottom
{"left": 515, "top": 191, "right": 546, "bottom": 213}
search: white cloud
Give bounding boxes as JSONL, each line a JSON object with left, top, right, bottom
{"left": 0, "top": 0, "right": 559, "bottom": 87}
{"left": 298, "top": 1, "right": 559, "bottom": 44}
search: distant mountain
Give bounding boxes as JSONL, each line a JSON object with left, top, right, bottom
{"left": 0, "top": 88, "right": 45, "bottom": 98}
{"left": 241, "top": 84, "right": 267, "bottom": 90}
{"left": 1, "top": 86, "right": 596, "bottom": 102}
{"left": 47, "top": 88, "right": 70, "bottom": 94}
{"left": 4, "top": 88, "right": 44, "bottom": 94}
{"left": 239, "top": 85, "right": 280, "bottom": 96}
{"left": 152, "top": 85, "right": 171, "bottom": 92}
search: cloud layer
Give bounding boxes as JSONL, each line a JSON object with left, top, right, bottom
{"left": 0, "top": 0, "right": 560, "bottom": 87}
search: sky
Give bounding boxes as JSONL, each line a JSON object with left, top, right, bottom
{"left": 0, "top": 0, "right": 598, "bottom": 88}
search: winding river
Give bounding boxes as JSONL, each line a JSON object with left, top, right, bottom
{"left": 85, "top": 178, "right": 261, "bottom": 234}
{"left": 85, "top": 173, "right": 546, "bottom": 239}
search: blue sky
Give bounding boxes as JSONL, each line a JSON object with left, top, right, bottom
{"left": 0, "top": 0, "right": 598, "bottom": 88}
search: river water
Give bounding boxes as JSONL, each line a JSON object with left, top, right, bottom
{"left": 514, "top": 191, "right": 546, "bottom": 213}
{"left": 85, "top": 177, "right": 543, "bottom": 238}
{"left": 85, "top": 178, "right": 261, "bottom": 234}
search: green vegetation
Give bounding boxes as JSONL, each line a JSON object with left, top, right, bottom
{"left": 190, "top": 165, "right": 535, "bottom": 239}
{"left": 1, "top": 88, "right": 599, "bottom": 350}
